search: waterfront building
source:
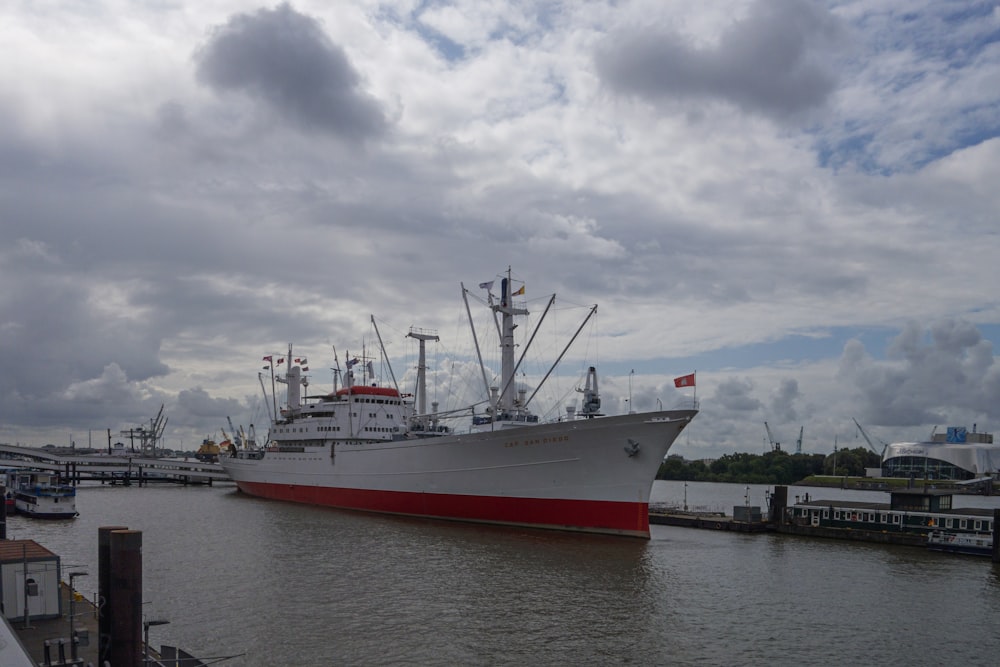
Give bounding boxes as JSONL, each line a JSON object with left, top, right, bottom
{"left": 881, "top": 426, "right": 1000, "bottom": 480}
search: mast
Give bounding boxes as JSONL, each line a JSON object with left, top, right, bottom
{"left": 525, "top": 303, "right": 597, "bottom": 409}
{"left": 495, "top": 268, "right": 528, "bottom": 414}
{"left": 407, "top": 328, "right": 439, "bottom": 428}
{"left": 258, "top": 372, "right": 273, "bottom": 423}
{"left": 462, "top": 283, "right": 494, "bottom": 409}
{"left": 497, "top": 294, "right": 555, "bottom": 411}
{"left": 371, "top": 316, "right": 401, "bottom": 393}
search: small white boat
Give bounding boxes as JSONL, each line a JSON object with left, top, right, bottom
{"left": 927, "top": 530, "right": 992, "bottom": 556}
{"left": 13, "top": 471, "right": 78, "bottom": 519}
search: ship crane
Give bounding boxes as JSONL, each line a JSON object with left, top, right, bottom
{"left": 795, "top": 426, "right": 804, "bottom": 454}
{"left": 853, "top": 418, "right": 889, "bottom": 458}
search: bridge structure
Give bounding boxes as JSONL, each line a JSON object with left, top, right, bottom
{"left": 0, "top": 444, "right": 230, "bottom": 486}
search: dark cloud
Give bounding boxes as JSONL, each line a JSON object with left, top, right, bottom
{"left": 595, "top": 0, "right": 841, "bottom": 118}
{"left": 195, "top": 3, "right": 387, "bottom": 139}
{"left": 713, "top": 377, "right": 763, "bottom": 412}
{"left": 839, "top": 320, "right": 1000, "bottom": 427}
{"left": 177, "top": 387, "right": 245, "bottom": 418}
{"left": 770, "top": 377, "right": 800, "bottom": 422}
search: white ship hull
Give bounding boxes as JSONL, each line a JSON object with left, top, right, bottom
{"left": 222, "top": 409, "right": 696, "bottom": 538}
{"left": 12, "top": 473, "right": 77, "bottom": 519}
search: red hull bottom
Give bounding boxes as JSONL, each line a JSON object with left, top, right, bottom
{"left": 236, "top": 481, "right": 652, "bottom": 538}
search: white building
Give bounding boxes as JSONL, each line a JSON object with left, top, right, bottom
{"left": 0, "top": 539, "right": 62, "bottom": 621}
{"left": 882, "top": 426, "right": 1000, "bottom": 480}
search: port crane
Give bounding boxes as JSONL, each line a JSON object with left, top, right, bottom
{"left": 227, "top": 416, "right": 244, "bottom": 448}
{"left": 764, "top": 422, "right": 780, "bottom": 452}
{"left": 853, "top": 418, "right": 889, "bottom": 458}
{"left": 120, "top": 404, "right": 167, "bottom": 457}
{"left": 765, "top": 422, "right": 804, "bottom": 454}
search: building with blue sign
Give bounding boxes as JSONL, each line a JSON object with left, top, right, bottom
{"left": 881, "top": 426, "right": 1000, "bottom": 480}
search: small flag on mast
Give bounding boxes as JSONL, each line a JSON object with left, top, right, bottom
{"left": 262, "top": 355, "right": 273, "bottom": 362}
{"left": 512, "top": 285, "right": 525, "bottom": 296}
{"left": 479, "top": 280, "right": 494, "bottom": 290}
{"left": 674, "top": 373, "right": 696, "bottom": 388}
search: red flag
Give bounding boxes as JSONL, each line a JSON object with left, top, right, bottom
{"left": 674, "top": 373, "right": 695, "bottom": 388}
{"left": 263, "top": 355, "right": 272, "bottom": 362}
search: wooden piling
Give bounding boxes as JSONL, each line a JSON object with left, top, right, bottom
{"left": 99, "top": 525, "right": 129, "bottom": 665}
{"left": 992, "top": 509, "right": 999, "bottom": 564}
{"left": 109, "top": 529, "right": 143, "bottom": 667}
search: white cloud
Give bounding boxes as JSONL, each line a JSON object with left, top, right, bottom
{"left": 0, "top": 1, "right": 998, "bottom": 458}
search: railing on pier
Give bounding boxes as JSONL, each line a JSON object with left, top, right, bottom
{"left": 0, "top": 444, "right": 231, "bottom": 486}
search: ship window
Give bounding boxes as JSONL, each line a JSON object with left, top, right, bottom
{"left": 960, "top": 519, "right": 968, "bottom": 529}
{"left": 975, "top": 520, "right": 982, "bottom": 531}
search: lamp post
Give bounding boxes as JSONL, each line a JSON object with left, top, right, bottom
{"left": 144, "top": 618, "right": 170, "bottom": 666}
{"left": 68, "top": 571, "right": 88, "bottom": 663}
{"left": 627, "top": 369, "right": 635, "bottom": 414}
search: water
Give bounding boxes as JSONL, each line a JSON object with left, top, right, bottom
{"left": 9, "top": 481, "right": 1000, "bottom": 666}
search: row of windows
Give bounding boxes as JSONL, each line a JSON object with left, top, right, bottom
{"left": 882, "top": 456, "right": 975, "bottom": 481}
{"left": 797, "top": 507, "right": 992, "bottom": 532}
{"left": 278, "top": 412, "right": 394, "bottom": 435}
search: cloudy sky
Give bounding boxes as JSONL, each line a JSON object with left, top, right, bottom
{"left": 3, "top": 0, "right": 1000, "bottom": 458}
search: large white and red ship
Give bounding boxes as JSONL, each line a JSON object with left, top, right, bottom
{"left": 221, "top": 271, "right": 697, "bottom": 538}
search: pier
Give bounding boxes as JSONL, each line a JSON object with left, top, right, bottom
{"left": 648, "top": 508, "right": 769, "bottom": 532}
{"left": 0, "top": 444, "right": 230, "bottom": 486}
{"left": 651, "top": 485, "right": 1000, "bottom": 561}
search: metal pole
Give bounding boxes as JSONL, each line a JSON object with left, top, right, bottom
{"left": 69, "top": 571, "right": 88, "bottom": 663}
{"left": 144, "top": 619, "right": 169, "bottom": 666}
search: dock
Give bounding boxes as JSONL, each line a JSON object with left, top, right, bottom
{"left": 0, "top": 444, "right": 230, "bottom": 486}
{"left": 648, "top": 509, "right": 768, "bottom": 532}
{"left": 650, "top": 486, "right": 1000, "bottom": 561}
{"left": 1, "top": 530, "right": 217, "bottom": 666}
{"left": 3, "top": 579, "right": 103, "bottom": 666}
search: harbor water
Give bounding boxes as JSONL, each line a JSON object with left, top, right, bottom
{"left": 9, "top": 480, "right": 1000, "bottom": 666}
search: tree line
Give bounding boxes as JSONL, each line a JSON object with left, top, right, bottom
{"left": 656, "top": 447, "right": 882, "bottom": 485}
